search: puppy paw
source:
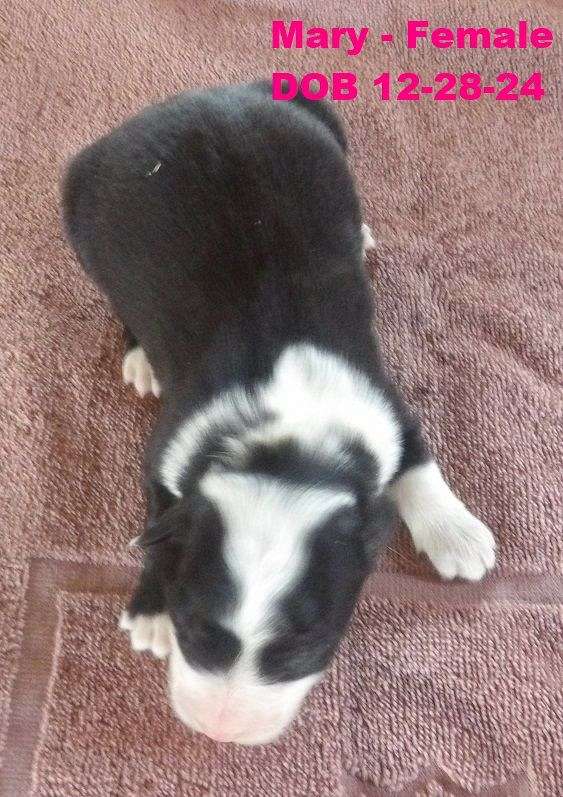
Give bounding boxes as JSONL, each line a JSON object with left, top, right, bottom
{"left": 361, "top": 223, "right": 375, "bottom": 255}
{"left": 122, "top": 346, "right": 161, "bottom": 398}
{"left": 413, "top": 508, "right": 496, "bottom": 581}
{"left": 119, "top": 611, "right": 172, "bottom": 658}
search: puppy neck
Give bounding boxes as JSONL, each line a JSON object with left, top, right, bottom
{"left": 158, "top": 343, "right": 402, "bottom": 497}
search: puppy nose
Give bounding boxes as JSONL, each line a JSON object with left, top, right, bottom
{"left": 198, "top": 721, "right": 283, "bottom": 745}
{"left": 199, "top": 723, "right": 240, "bottom": 743}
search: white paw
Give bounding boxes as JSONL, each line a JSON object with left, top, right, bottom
{"left": 413, "top": 507, "right": 496, "bottom": 581}
{"left": 361, "top": 223, "right": 375, "bottom": 254}
{"left": 391, "top": 462, "right": 496, "bottom": 582}
{"left": 119, "top": 610, "right": 172, "bottom": 658}
{"left": 122, "top": 346, "right": 161, "bottom": 398}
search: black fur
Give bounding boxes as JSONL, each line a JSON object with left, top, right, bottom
{"left": 260, "top": 496, "right": 394, "bottom": 682}
{"left": 62, "top": 80, "right": 429, "bottom": 684}
{"left": 64, "top": 81, "right": 372, "bottom": 403}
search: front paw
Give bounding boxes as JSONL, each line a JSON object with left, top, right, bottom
{"left": 122, "top": 346, "right": 161, "bottom": 398}
{"left": 361, "top": 223, "right": 375, "bottom": 255}
{"left": 119, "top": 610, "right": 172, "bottom": 658}
{"left": 413, "top": 507, "right": 496, "bottom": 581}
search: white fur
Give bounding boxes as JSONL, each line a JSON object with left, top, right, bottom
{"left": 159, "top": 386, "right": 259, "bottom": 497}
{"left": 201, "top": 472, "right": 353, "bottom": 642}
{"left": 155, "top": 343, "right": 400, "bottom": 742}
{"left": 259, "top": 345, "right": 401, "bottom": 487}
{"left": 389, "top": 461, "right": 496, "bottom": 581}
{"left": 123, "top": 470, "right": 352, "bottom": 743}
{"left": 119, "top": 610, "right": 172, "bottom": 658}
{"left": 163, "top": 472, "right": 353, "bottom": 743}
{"left": 122, "top": 346, "right": 161, "bottom": 398}
{"left": 361, "top": 222, "right": 375, "bottom": 254}
{"left": 159, "top": 343, "right": 402, "bottom": 496}
{"left": 168, "top": 631, "right": 319, "bottom": 745}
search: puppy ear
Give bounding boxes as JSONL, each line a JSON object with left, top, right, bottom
{"left": 133, "top": 488, "right": 217, "bottom": 549}
{"left": 146, "top": 480, "right": 176, "bottom": 521}
{"left": 134, "top": 499, "right": 189, "bottom": 548}
{"left": 128, "top": 481, "right": 178, "bottom": 547}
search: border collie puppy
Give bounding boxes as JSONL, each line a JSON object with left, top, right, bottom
{"left": 62, "top": 80, "right": 495, "bottom": 746}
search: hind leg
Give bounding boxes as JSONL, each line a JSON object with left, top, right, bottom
{"left": 361, "top": 223, "right": 375, "bottom": 257}
{"left": 121, "top": 328, "right": 161, "bottom": 398}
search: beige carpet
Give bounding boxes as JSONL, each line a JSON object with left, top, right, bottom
{"left": 1, "top": 1, "right": 561, "bottom": 794}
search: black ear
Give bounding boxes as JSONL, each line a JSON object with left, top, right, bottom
{"left": 134, "top": 487, "right": 216, "bottom": 549}
{"left": 134, "top": 499, "right": 189, "bottom": 548}
{"left": 146, "top": 480, "right": 176, "bottom": 521}
{"left": 130, "top": 480, "right": 178, "bottom": 547}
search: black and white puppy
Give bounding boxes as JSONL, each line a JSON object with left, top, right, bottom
{"left": 62, "top": 80, "right": 495, "bottom": 745}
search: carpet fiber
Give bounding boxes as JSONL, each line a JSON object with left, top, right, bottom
{"left": 1, "top": 1, "right": 561, "bottom": 795}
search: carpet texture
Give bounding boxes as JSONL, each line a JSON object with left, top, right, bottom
{"left": 1, "top": 0, "right": 561, "bottom": 795}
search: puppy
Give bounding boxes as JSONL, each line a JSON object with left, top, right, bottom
{"left": 62, "top": 80, "right": 495, "bottom": 745}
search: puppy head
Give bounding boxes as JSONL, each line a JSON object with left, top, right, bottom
{"left": 139, "top": 445, "right": 393, "bottom": 745}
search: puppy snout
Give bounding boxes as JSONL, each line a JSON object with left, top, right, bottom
{"left": 194, "top": 710, "right": 285, "bottom": 745}
{"left": 172, "top": 690, "right": 287, "bottom": 744}
{"left": 168, "top": 642, "right": 316, "bottom": 745}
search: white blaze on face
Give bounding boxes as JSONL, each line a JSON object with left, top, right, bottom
{"left": 167, "top": 472, "right": 354, "bottom": 745}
